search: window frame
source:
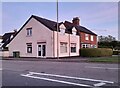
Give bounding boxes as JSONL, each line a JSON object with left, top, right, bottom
{"left": 82, "top": 44, "right": 90, "bottom": 48}
{"left": 60, "top": 28, "right": 65, "bottom": 35}
{"left": 60, "top": 42, "right": 67, "bottom": 53}
{"left": 85, "top": 34, "right": 89, "bottom": 40}
{"left": 26, "top": 28, "right": 32, "bottom": 36}
{"left": 91, "top": 35, "right": 94, "bottom": 41}
{"left": 71, "top": 43, "right": 76, "bottom": 53}
{"left": 26, "top": 43, "right": 32, "bottom": 53}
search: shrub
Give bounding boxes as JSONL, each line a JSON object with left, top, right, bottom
{"left": 80, "top": 48, "right": 113, "bottom": 57}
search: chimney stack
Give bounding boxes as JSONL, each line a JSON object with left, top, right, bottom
{"left": 72, "top": 17, "right": 80, "bottom": 26}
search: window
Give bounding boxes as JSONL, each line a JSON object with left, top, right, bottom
{"left": 59, "top": 24, "right": 66, "bottom": 35}
{"left": 60, "top": 42, "right": 67, "bottom": 53}
{"left": 27, "top": 28, "right": 32, "bottom": 36}
{"left": 60, "top": 28, "right": 65, "bottom": 34}
{"left": 91, "top": 35, "right": 94, "bottom": 41}
{"left": 82, "top": 44, "right": 90, "bottom": 48}
{"left": 27, "top": 43, "right": 32, "bottom": 53}
{"left": 71, "top": 43, "right": 76, "bottom": 53}
{"left": 72, "top": 27, "right": 77, "bottom": 35}
{"left": 85, "top": 34, "right": 89, "bottom": 40}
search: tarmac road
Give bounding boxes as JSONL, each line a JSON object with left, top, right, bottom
{"left": 1, "top": 59, "right": 119, "bottom": 88}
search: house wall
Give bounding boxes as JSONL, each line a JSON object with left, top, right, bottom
{"left": 0, "top": 51, "right": 9, "bottom": 57}
{"left": 54, "top": 31, "right": 80, "bottom": 57}
{"left": 80, "top": 32, "right": 97, "bottom": 47}
{"left": 9, "top": 18, "right": 53, "bottom": 58}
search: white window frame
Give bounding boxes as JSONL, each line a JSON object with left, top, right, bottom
{"left": 27, "top": 43, "right": 32, "bottom": 53}
{"left": 71, "top": 43, "right": 76, "bottom": 53}
{"left": 27, "top": 28, "right": 32, "bottom": 36}
{"left": 60, "top": 42, "right": 67, "bottom": 53}
{"left": 72, "top": 27, "right": 77, "bottom": 36}
{"left": 82, "top": 44, "right": 90, "bottom": 48}
{"left": 91, "top": 35, "right": 94, "bottom": 41}
{"left": 60, "top": 28, "right": 65, "bottom": 35}
{"left": 85, "top": 34, "right": 89, "bottom": 40}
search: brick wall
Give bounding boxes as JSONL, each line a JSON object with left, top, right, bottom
{"left": 80, "top": 32, "right": 97, "bottom": 48}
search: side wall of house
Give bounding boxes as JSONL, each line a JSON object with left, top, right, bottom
{"left": 54, "top": 31, "right": 80, "bottom": 57}
{"left": 9, "top": 18, "right": 53, "bottom": 57}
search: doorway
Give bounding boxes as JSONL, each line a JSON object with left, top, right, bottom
{"left": 38, "top": 44, "right": 46, "bottom": 57}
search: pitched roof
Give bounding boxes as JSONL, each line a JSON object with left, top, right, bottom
{"left": 32, "top": 15, "right": 57, "bottom": 31}
{"left": 9, "top": 15, "right": 97, "bottom": 45}
{"left": 64, "top": 21, "right": 97, "bottom": 35}
{"left": 2, "top": 32, "right": 16, "bottom": 49}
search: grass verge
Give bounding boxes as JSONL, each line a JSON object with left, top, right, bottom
{"left": 88, "top": 56, "right": 119, "bottom": 63}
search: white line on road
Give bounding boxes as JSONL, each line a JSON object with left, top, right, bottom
{"left": 0, "top": 68, "right": 2, "bottom": 71}
{"left": 21, "top": 74, "right": 92, "bottom": 87}
{"left": 94, "top": 82, "right": 106, "bottom": 87}
{"left": 85, "top": 66, "right": 119, "bottom": 70}
{"left": 29, "top": 71, "right": 114, "bottom": 84}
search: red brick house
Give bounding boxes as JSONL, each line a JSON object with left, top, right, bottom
{"left": 64, "top": 17, "right": 97, "bottom": 48}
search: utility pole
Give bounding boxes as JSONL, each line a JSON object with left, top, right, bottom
{"left": 57, "top": 0, "right": 59, "bottom": 59}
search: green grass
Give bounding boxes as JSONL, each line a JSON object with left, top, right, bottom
{"left": 88, "top": 56, "right": 120, "bottom": 63}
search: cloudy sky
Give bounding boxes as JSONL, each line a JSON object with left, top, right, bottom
{"left": 2, "top": 2, "right": 118, "bottom": 40}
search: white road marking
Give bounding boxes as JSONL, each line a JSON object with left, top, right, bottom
{"left": 85, "top": 66, "right": 119, "bottom": 70}
{"left": 94, "top": 82, "right": 106, "bottom": 87}
{"left": 29, "top": 71, "right": 114, "bottom": 84}
{"left": 0, "top": 68, "right": 2, "bottom": 71}
{"left": 21, "top": 74, "right": 92, "bottom": 87}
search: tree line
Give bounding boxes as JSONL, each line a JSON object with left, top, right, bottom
{"left": 98, "top": 41, "right": 120, "bottom": 50}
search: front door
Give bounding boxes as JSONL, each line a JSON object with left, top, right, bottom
{"left": 38, "top": 44, "right": 46, "bottom": 57}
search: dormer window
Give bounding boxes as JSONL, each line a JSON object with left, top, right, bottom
{"left": 72, "top": 27, "right": 77, "bottom": 35}
{"left": 59, "top": 24, "right": 66, "bottom": 34}
{"left": 60, "top": 28, "right": 65, "bottom": 34}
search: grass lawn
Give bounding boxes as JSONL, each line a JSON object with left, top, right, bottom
{"left": 88, "top": 56, "right": 120, "bottom": 63}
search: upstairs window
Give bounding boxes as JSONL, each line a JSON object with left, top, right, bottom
{"left": 26, "top": 43, "right": 32, "bottom": 53}
{"left": 85, "top": 34, "right": 89, "bottom": 40}
{"left": 59, "top": 24, "right": 66, "bottom": 35}
{"left": 91, "top": 35, "right": 94, "bottom": 41}
{"left": 27, "top": 28, "right": 32, "bottom": 36}
{"left": 71, "top": 43, "right": 76, "bottom": 53}
{"left": 60, "top": 28, "right": 65, "bottom": 34}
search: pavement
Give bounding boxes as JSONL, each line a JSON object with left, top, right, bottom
{"left": 1, "top": 57, "right": 89, "bottom": 62}
{"left": 1, "top": 59, "right": 119, "bottom": 88}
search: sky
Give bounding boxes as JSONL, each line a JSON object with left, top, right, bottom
{"left": 1, "top": 2, "right": 119, "bottom": 40}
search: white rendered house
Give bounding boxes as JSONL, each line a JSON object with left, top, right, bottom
{"left": 8, "top": 15, "right": 80, "bottom": 58}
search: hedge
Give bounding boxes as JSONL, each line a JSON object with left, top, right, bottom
{"left": 80, "top": 48, "right": 113, "bottom": 57}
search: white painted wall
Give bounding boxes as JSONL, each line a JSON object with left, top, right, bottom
{"left": 9, "top": 18, "right": 53, "bottom": 58}
{"left": 0, "top": 51, "right": 9, "bottom": 57}
{"left": 54, "top": 31, "right": 80, "bottom": 57}
{"left": 9, "top": 18, "right": 80, "bottom": 58}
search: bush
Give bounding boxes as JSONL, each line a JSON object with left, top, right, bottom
{"left": 113, "top": 51, "right": 119, "bottom": 55}
{"left": 80, "top": 48, "right": 113, "bottom": 57}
